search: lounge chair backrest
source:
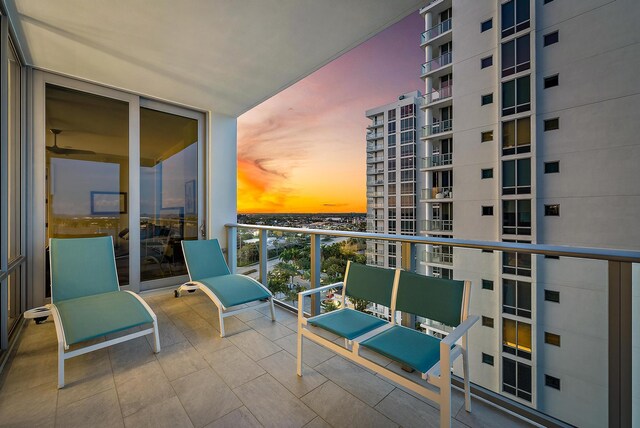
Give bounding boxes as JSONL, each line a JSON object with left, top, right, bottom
{"left": 344, "top": 262, "right": 395, "bottom": 307}
{"left": 182, "top": 239, "right": 231, "bottom": 281}
{"left": 394, "top": 270, "right": 465, "bottom": 327}
{"left": 50, "top": 236, "right": 120, "bottom": 303}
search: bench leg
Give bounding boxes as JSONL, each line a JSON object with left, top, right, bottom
{"left": 57, "top": 342, "right": 65, "bottom": 389}
{"left": 462, "top": 334, "right": 471, "bottom": 412}
{"left": 440, "top": 369, "right": 451, "bottom": 428}
{"left": 297, "top": 328, "right": 303, "bottom": 377}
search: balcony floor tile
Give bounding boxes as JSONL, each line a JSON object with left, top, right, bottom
{"left": 0, "top": 289, "right": 535, "bottom": 428}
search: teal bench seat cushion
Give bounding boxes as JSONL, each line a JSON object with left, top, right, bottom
{"left": 361, "top": 325, "right": 444, "bottom": 373}
{"left": 308, "top": 308, "right": 387, "bottom": 340}
{"left": 55, "top": 291, "right": 153, "bottom": 346}
{"left": 199, "top": 274, "right": 271, "bottom": 308}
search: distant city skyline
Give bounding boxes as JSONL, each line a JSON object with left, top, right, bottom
{"left": 237, "top": 12, "right": 424, "bottom": 214}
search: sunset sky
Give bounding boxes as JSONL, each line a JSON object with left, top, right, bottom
{"left": 237, "top": 12, "right": 424, "bottom": 214}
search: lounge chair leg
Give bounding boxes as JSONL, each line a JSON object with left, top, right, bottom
{"left": 218, "top": 311, "right": 226, "bottom": 338}
{"left": 269, "top": 297, "right": 276, "bottom": 322}
{"left": 462, "top": 334, "right": 471, "bottom": 412}
{"left": 152, "top": 319, "right": 161, "bottom": 353}
{"left": 440, "top": 369, "right": 452, "bottom": 428}
{"left": 57, "top": 342, "right": 65, "bottom": 389}
{"left": 297, "top": 329, "right": 303, "bottom": 377}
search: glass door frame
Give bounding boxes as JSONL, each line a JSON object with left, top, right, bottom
{"left": 138, "top": 99, "right": 205, "bottom": 291}
{"left": 31, "top": 71, "right": 206, "bottom": 296}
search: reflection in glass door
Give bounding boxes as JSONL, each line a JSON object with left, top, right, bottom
{"left": 140, "top": 107, "right": 199, "bottom": 284}
{"left": 45, "top": 85, "right": 130, "bottom": 285}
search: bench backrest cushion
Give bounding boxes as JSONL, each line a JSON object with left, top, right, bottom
{"left": 50, "top": 236, "right": 120, "bottom": 302}
{"left": 344, "top": 262, "right": 395, "bottom": 308}
{"left": 182, "top": 239, "right": 231, "bottom": 281}
{"left": 395, "top": 270, "right": 465, "bottom": 327}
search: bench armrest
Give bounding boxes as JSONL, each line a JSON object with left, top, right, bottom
{"left": 441, "top": 315, "right": 479, "bottom": 347}
{"left": 297, "top": 282, "right": 343, "bottom": 297}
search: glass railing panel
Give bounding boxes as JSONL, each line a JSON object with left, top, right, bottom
{"left": 441, "top": 248, "right": 609, "bottom": 427}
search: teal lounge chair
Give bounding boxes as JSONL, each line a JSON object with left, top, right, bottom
{"left": 49, "top": 236, "right": 160, "bottom": 388}
{"left": 179, "top": 239, "right": 274, "bottom": 337}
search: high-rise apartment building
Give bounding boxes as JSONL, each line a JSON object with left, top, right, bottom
{"left": 365, "top": 91, "right": 424, "bottom": 319}
{"left": 419, "top": 1, "right": 640, "bottom": 427}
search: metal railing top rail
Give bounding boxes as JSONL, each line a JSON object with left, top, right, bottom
{"left": 227, "top": 223, "right": 640, "bottom": 263}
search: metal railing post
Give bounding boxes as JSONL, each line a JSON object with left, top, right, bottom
{"left": 259, "top": 229, "right": 268, "bottom": 287}
{"left": 608, "top": 261, "right": 632, "bottom": 428}
{"left": 400, "top": 242, "right": 417, "bottom": 372}
{"left": 226, "top": 226, "right": 237, "bottom": 274}
{"left": 310, "top": 234, "right": 321, "bottom": 316}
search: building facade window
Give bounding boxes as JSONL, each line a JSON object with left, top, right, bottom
{"left": 545, "top": 289, "right": 560, "bottom": 303}
{"left": 482, "top": 206, "right": 494, "bottom": 216}
{"left": 400, "top": 117, "right": 414, "bottom": 131}
{"left": 482, "top": 353, "right": 495, "bottom": 366}
{"left": 400, "top": 104, "right": 414, "bottom": 118}
{"left": 481, "top": 168, "right": 494, "bottom": 179}
{"left": 388, "top": 109, "right": 396, "bottom": 121}
{"left": 544, "top": 161, "right": 560, "bottom": 174}
{"left": 501, "top": 33, "right": 530, "bottom": 77}
{"left": 481, "top": 19, "right": 493, "bottom": 33}
{"left": 482, "top": 316, "right": 494, "bottom": 328}
{"left": 502, "top": 199, "right": 531, "bottom": 235}
{"left": 501, "top": 0, "right": 531, "bottom": 38}
{"left": 503, "top": 251, "right": 532, "bottom": 276}
{"left": 544, "top": 74, "right": 559, "bottom": 89}
{"left": 545, "top": 375, "right": 561, "bottom": 390}
{"left": 502, "top": 158, "right": 531, "bottom": 195}
{"left": 502, "top": 117, "right": 531, "bottom": 155}
{"left": 388, "top": 134, "right": 396, "bottom": 146}
{"left": 544, "top": 117, "right": 559, "bottom": 131}
{"left": 543, "top": 31, "right": 559, "bottom": 46}
{"left": 481, "top": 93, "right": 494, "bottom": 105}
{"left": 482, "top": 279, "right": 494, "bottom": 290}
{"left": 503, "top": 279, "right": 532, "bottom": 318}
{"left": 545, "top": 204, "right": 560, "bottom": 216}
{"left": 481, "top": 130, "right": 493, "bottom": 142}
{"left": 481, "top": 55, "right": 493, "bottom": 69}
{"left": 545, "top": 332, "right": 561, "bottom": 347}
{"left": 503, "top": 319, "right": 532, "bottom": 359}
{"left": 502, "top": 75, "right": 531, "bottom": 115}
{"left": 503, "top": 357, "right": 532, "bottom": 401}
{"left": 388, "top": 121, "right": 396, "bottom": 134}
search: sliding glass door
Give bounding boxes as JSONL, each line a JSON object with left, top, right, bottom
{"left": 38, "top": 73, "right": 204, "bottom": 294}
{"left": 139, "top": 102, "right": 203, "bottom": 289}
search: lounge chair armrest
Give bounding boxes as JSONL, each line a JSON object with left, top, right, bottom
{"left": 441, "top": 315, "right": 479, "bottom": 347}
{"left": 297, "top": 282, "right": 344, "bottom": 297}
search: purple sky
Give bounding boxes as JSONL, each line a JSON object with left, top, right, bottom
{"left": 238, "top": 11, "right": 424, "bottom": 213}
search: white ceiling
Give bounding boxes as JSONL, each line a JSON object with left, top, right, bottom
{"left": 5, "top": 0, "right": 424, "bottom": 117}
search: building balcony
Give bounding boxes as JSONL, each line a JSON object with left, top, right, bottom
{"left": 421, "top": 186, "right": 453, "bottom": 200}
{"left": 421, "top": 52, "right": 452, "bottom": 77}
{"left": 366, "top": 142, "right": 384, "bottom": 152}
{"left": 422, "top": 85, "right": 452, "bottom": 107}
{"left": 366, "top": 155, "right": 384, "bottom": 163}
{"left": 366, "top": 191, "right": 384, "bottom": 197}
{"left": 421, "top": 18, "right": 452, "bottom": 45}
{"left": 366, "top": 179, "right": 384, "bottom": 186}
{"left": 421, "top": 247, "right": 454, "bottom": 265}
{"left": 422, "top": 219, "right": 453, "bottom": 232}
{"left": 367, "top": 119, "right": 384, "bottom": 129}
{"left": 366, "top": 131, "right": 384, "bottom": 141}
{"left": 368, "top": 203, "right": 384, "bottom": 209}
{"left": 421, "top": 153, "right": 453, "bottom": 169}
{"left": 421, "top": 119, "right": 453, "bottom": 138}
{"left": 366, "top": 167, "right": 385, "bottom": 175}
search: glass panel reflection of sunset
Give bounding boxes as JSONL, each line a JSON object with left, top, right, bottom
{"left": 45, "top": 85, "right": 130, "bottom": 285}
{"left": 140, "top": 108, "right": 198, "bottom": 281}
